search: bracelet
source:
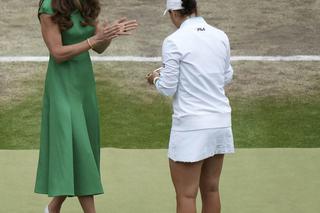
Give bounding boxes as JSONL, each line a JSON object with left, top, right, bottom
{"left": 87, "top": 38, "right": 94, "bottom": 49}
{"left": 153, "top": 77, "right": 160, "bottom": 85}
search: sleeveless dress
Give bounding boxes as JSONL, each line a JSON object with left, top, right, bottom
{"left": 34, "top": 0, "right": 104, "bottom": 197}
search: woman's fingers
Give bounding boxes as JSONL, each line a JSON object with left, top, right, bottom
{"left": 107, "top": 34, "right": 119, "bottom": 40}
{"left": 103, "top": 25, "right": 120, "bottom": 35}
{"left": 104, "top": 30, "right": 120, "bottom": 39}
{"left": 124, "top": 20, "right": 138, "bottom": 26}
{"left": 105, "top": 29, "right": 120, "bottom": 38}
{"left": 102, "top": 19, "right": 109, "bottom": 28}
{"left": 103, "top": 23, "right": 120, "bottom": 32}
{"left": 125, "top": 23, "right": 138, "bottom": 28}
{"left": 102, "top": 26, "right": 121, "bottom": 41}
{"left": 115, "top": 17, "right": 128, "bottom": 24}
{"left": 100, "top": 18, "right": 138, "bottom": 38}
{"left": 123, "top": 20, "right": 138, "bottom": 32}
{"left": 124, "top": 23, "right": 138, "bottom": 29}
{"left": 124, "top": 26, "right": 138, "bottom": 32}
{"left": 117, "top": 21, "right": 138, "bottom": 35}
{"left": 117, "top": 32, "right": 132, "bottom": 36}
{"left": 103, "top": 28, "right": 120, "bottom": 36}
{"left": 104, "top": 31, "right": 119, "bottom": 41}
{"left": 117, "top": 28, "right": 137, "bottom": 35}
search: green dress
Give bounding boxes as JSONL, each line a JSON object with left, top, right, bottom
{"left": 34, "top": 0, "right": 104, "bottom": 197}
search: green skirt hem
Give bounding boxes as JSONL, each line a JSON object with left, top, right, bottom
{"left": 34, "top": 190, "right": 104, "bottom": 197}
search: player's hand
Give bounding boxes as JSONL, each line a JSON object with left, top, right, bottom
{"left": 153, "top": 67, "right": 162, "bottom": 74}
{"left": 146, "top": 68, "right": 161, "bottom": 85}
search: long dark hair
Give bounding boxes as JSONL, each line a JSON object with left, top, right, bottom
{"left": 39, "top": 0, "right": 101, "bottom": 31}
{"left": 178, "top": 0, "right": 198, "bottom": 16}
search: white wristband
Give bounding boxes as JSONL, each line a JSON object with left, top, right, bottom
{"left": 153, "top": 77, "right": 160, "bottom": 85}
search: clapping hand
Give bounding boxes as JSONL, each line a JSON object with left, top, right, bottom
{"left": 113, "top": 17, "right": 138, "bottom": 36}
{"left": 94, "top": 20, "right": 121, "bottom": 44}
{"left": 93, "top": 17, "right": 138, "bottom": 45}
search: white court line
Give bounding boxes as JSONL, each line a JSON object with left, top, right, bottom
{"left": 0, "top": 55, "right": 320, "bottom": 62}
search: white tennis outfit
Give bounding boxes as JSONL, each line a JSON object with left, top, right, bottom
{"left": 155, "top": 16, "right": 235, "bottom": 162}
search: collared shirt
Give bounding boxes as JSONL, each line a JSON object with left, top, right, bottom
{"left": 155, "top": 17, "right": 233, "bottom": 131}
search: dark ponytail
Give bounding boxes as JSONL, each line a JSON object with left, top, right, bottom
{"left": 179, "top": 0, "right": 198, "bottom": 16}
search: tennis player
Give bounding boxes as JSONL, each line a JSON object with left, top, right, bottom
{"left": 147, "top": 0, "right": 235, "bottom": 212}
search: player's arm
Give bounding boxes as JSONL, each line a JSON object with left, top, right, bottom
{"left": 224, "top": 36, "right": 233, "bottom": 86}
{"left": 153, "top": 39, "right": 181, "bottom": 96}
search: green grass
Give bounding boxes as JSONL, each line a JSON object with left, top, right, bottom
{"left": 1, "top": 149, "right": 320, "bottom": 213}
{"left": 98, "top": 80, "right": 172, "bottom": 149}
{"left": 1, "top": 62, "right": 319, "bottom": 149}
{"left": 232, "top": 97, "right": 320, "bottom": 148}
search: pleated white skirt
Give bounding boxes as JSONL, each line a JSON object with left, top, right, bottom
{"left": 168, "top": 127, "right": 235, "bottom": 162}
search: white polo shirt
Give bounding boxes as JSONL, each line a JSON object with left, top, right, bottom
{"left": 155, "top": 16, "right": 233, "bottom": 131}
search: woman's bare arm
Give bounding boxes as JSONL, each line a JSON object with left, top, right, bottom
{"left": 40, "top": 14, "right": 120, "bottom": 63}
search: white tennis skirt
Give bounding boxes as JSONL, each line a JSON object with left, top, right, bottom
{"left": 168, "top": 127, "right": 235, "bottom": 162}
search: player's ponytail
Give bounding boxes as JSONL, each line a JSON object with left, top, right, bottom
{"left": 180, "top": 0, "right": 198, "bottom": 16}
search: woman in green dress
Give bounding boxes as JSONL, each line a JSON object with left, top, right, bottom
{"left": 34, "top": 0, "right": 138, "bottom": 212}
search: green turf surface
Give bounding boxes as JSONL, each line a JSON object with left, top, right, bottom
{"left": 1, "top": 148, "right": 320, "bottom": 213}
{"left": 1, "top": 62, "right": 320, "bottom": 149}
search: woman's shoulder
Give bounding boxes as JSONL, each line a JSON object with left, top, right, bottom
{"left": 206, "top": 24, "right": 229, "bottom": 40}
{"left": 162, "top": 29, "right": 187, "bottom": 50}
{"left": 38, "top": 0, "right": 55, "bottom": 15}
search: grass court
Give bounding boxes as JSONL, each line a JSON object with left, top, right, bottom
{"left": 0, "top": 0, "right": 319, "bottom": 212}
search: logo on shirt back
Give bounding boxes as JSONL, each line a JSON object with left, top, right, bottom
{"left": 197, "top": 27, "right": 206, "bottom": 32}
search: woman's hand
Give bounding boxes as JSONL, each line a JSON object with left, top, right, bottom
{"left": 114, "top": 17, "right": 139, "bottom": 35}
{"left": 89, "top": 18, "right": 138, "bottom": 54}
{"left": 89, "top": 20, "right": 122, "bottom": 54}
{"left": 92, "top": 20, "right": 121, "bottom": 45}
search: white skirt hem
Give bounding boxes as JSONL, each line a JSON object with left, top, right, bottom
{"left": 168, "top": 127, "right": 235, "bottom": 163}
{"left": 168, "top": 149, "right": 235, "bottom": 163}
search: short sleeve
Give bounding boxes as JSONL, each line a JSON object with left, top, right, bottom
{"left": 38, "top": 0, "right": 55, "bottom": 16}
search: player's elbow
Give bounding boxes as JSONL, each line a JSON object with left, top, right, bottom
{"left": 159, "top": 88, "right": 177, "bottom": 97}
{"left": 224, "top": 77, "right": 233, "bottom": 86}
{"left": 224, "top": 71, "right": 233, "bottom": 86}
{"left": 156, "top": 82, "right": 178, "bottom": 97}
